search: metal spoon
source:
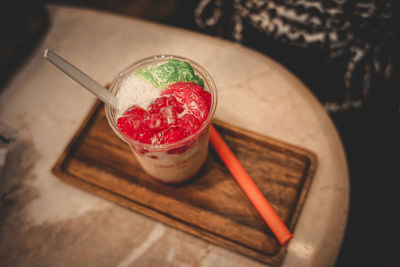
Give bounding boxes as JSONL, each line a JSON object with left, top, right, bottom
{"left": 43, "top": 49, "right": 120, "bottom": 110}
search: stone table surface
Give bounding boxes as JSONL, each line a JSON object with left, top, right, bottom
{"left": 0, "top": 5, "right": 349, "bottom": 267}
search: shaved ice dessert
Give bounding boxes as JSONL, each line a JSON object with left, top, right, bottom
{"left": 105, "top": 55, "right": 217, "bottom": 183}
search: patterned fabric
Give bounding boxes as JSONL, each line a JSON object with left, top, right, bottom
{"left": 194, "top": 0, "right": 398, "bottom": 113}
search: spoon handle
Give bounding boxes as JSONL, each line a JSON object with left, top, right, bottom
{"left": 43, "top": 49, "right": 120, "bottom": 110}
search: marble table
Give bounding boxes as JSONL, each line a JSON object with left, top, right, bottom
{"left": 0, "top": 5, "right": 349, "bottom": 267}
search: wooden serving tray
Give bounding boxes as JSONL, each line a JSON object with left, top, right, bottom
{"left": 52, "top": 101, "right": 317, "bottom": 266}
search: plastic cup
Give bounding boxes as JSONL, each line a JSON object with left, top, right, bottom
{"left": 105, "top": 55, "right": 218, "bottom": 183}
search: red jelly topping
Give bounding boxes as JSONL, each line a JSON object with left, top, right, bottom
{"left": 117, "top": 82, "right": 211, "bottom": 145}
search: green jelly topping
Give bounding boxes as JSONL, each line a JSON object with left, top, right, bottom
{"left": 136, "top": 59, "right": 204, "bottom": 89}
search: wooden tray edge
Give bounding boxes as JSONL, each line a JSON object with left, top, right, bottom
{"left": 51, "top": 100, "right": 318, "bottom": 266}
{"left": 52, "top": 165, "right": 286, "bottom": 266}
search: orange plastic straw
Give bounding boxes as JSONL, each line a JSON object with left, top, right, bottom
{"left": 209, "top": 125, "right": 293, "bottom": 245}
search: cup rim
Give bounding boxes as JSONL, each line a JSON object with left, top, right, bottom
{"left": 105, "top": 54, "right": 218, "bottom": 151}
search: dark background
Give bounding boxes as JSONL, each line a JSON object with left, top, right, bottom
{"left": 1, "top": 1, "right": 399, "bottom": 266}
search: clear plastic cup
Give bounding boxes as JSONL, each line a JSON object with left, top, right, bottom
{"left": 105, "top": 55, "right": 218, "bottom": 183}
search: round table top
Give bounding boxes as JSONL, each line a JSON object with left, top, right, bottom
{"left": 0, "top": 5, "right": 349, "bottom": 267}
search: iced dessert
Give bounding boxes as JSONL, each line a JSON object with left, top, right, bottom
{"left": 105, "top": 55, "right": 217, "bottom": 183}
